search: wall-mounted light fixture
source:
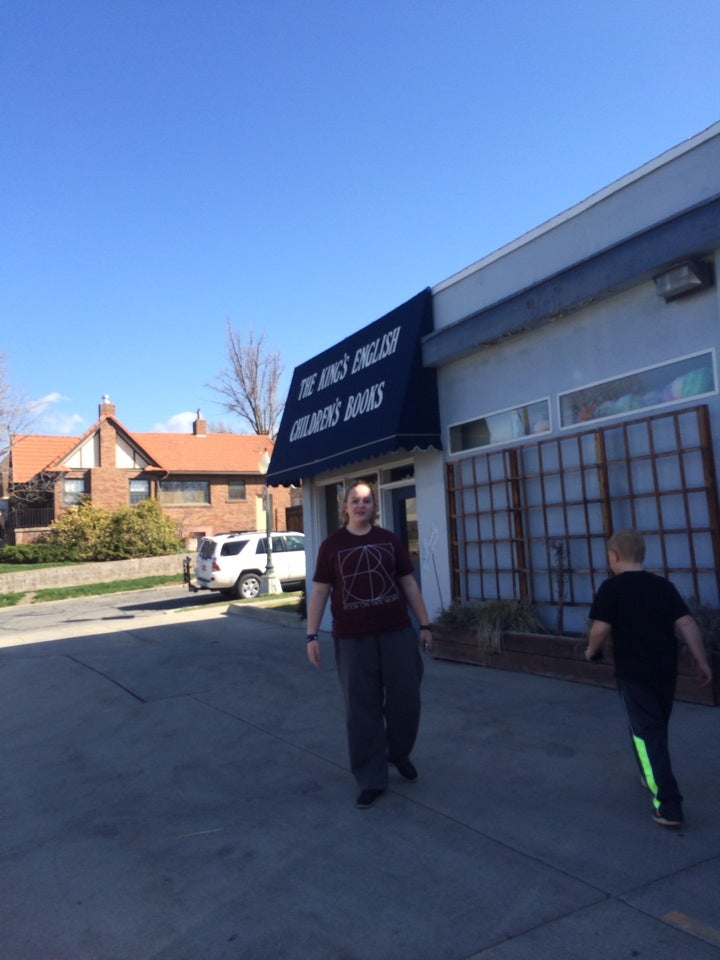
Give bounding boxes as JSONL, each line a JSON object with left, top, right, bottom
{"left": 653, "top": 259, "right": 713, "bottom": 301}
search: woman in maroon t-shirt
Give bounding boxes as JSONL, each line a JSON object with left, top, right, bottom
{"left": 306, "top": 480, "right": 433, "bottom": 810}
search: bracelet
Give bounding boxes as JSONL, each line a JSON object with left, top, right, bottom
{"left": 306, "top": 633, "right": 319, "bottom": 642}
{"left": 418, "top": 624, "right": 432, "bottom": 631}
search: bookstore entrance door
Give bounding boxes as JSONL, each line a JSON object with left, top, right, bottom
{"left": 391, "top": 485, "right": 420, "bottom": 586}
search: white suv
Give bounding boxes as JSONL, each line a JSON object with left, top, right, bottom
{"left": 194, "top": 531, "right": 306, "bottom": 599}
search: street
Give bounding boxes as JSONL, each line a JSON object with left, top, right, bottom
{"left": 0, "top": 583, "right": 227, "bottom": 647}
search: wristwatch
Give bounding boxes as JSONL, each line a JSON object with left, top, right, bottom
{"left": 306, "top": 633, "right": 319, "bottom": 643}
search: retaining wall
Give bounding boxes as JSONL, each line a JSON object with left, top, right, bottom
{"left": 0, "top": 554, "right": 190, "bottom": 594}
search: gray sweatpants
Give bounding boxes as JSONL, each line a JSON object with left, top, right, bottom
{"left": 333, "top": 626, "right": 424, "bottom": 789}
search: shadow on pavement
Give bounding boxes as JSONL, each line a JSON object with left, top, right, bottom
{"left": 118, "top": 590, "right": 227, "bottom": 614}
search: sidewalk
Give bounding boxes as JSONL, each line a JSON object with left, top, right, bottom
{"left": 0, "top": 602, "right": 718, "bottom": 959}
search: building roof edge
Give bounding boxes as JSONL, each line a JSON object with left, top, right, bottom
{"left": 432, "top": 121, "right": 720, "bottom": 296}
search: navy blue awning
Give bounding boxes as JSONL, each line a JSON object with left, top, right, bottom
{"left": 267, "top": 289, "right": 441, "bottom": 486}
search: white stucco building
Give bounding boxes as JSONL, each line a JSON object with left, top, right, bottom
{"left": 269, "top": 121, "right": 720, "bottom": 634}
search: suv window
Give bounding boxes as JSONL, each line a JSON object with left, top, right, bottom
{"left": 285, "top": 534, "right": 305, "bottom": 551}
{"left": 221, "top": 539, "right": 248, "bottom": 557}
{"left": 199, "top": 539, "right": 217, "bottom": 560}
{"left": 255, "top": 536, "right": 286, "bottom": 554}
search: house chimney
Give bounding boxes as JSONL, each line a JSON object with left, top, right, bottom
{"left": 193, "top": 409, "right": 207, "bottom": 436}
{"left": 99, "top": 393, "right": 116, "bottom": 418}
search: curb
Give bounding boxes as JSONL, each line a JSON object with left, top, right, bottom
{"left": 225, "top": 601, "right": 306, "bottom": 631}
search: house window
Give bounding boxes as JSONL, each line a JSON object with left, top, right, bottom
{"left": 558, "top": 350, "right": 716, "bottom": 427}
{"left": 449, "top": 399, "right": 551, "bottom": 454}
{"left": 228, "top": 479, "right": 247, "bottom": 501}
{"left": 129, "top": 479, "right": 151, "bottom": 505}
{"left": 63, "top": 477, "right": 87, "bottom": 506}
{"left": 158, "top": 480, "right": 210, "bottom": 505}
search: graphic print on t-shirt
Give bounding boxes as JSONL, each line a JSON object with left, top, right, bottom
{"left": 337, "top": 541, "right": 400, "bottom": 609}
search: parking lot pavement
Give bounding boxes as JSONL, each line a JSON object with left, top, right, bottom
{"left": 0, "top": 583, "right": 228, "bottom": 647}
{"left": 0, "top": 602, "right": 718, "bottom": 959}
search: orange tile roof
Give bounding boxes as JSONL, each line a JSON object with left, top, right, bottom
{"left": 137, "top": 432, "right": 274, "bottom": 474}
{"left": 8, "top": 426, "right": 275, "bottom": 482}
{"left": 9, "top": 435, "right": 77, "bottom": 483}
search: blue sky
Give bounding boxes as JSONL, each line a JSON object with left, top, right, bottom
{"left": 2, "top": 0, "right": 719, "bottom": 436}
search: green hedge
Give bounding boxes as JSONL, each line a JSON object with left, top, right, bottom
{"left": 0, "top": 542, "right": 67, "bottom": 564}
{"left": 1, "top": 500, "right": 184, "bottom": 564}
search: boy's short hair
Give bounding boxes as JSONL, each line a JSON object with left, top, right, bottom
{"left": 608, "top": 528, "right": 646, "bottom": 563}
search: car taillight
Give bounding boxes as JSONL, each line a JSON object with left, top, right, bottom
{"left": 212, "top": 560, "right": 221, "bottom": 571}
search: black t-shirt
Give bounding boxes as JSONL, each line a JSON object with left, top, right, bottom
{"left": 312, "top": 525, "right": 414, "bottom": 638}
{"left": 589, "top": 570, "right": 689, "bottom": 681}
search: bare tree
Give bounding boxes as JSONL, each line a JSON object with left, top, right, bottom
{"left": 7, "top": 469, "right": 57, "bottom": 505}
{"left": 0, "top": 356, "right": 49, "bottom": 524}
{"left": 207, "top": 421, "right": 237, "bottom": 434}
{"left": 209, "top": 322, "right": 284, "bottom": 437}
{"left": 0, "top": 352, "right": 33, "bottom": 460}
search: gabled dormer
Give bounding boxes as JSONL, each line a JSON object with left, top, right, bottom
{"left": 58, "top": 429, "right": 160, "bottom": 471}
{"left": 47, "top": 396, "right": 164, "bottom": 474}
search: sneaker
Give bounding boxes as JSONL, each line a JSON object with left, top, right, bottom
{"left": 392, "top": 759, "right": 418, "bottom": 782}
{"left": 356, "top": 788, "right": 385, "bottom": 809}
{"left": 653, "top": 809, "right": 684, "bottom": 828}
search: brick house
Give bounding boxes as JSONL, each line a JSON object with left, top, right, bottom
{"left": 0, "top": 397, "right": 296, "bottom": 546}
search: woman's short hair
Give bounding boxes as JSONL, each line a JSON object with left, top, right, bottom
{"left": 340, "top": 479, "right": 378, "bottom": 525}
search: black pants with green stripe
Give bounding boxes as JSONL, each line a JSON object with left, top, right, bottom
{"left": 617, "top": 676, "right": 683, "bottom": 818}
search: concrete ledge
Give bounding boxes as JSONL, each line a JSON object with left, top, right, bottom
{"left": 0, "top": 553, "right": 188, "bottom": 593}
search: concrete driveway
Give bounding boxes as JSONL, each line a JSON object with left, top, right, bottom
{"left": 0, "top": 593, "right": 718, "bottom": 959}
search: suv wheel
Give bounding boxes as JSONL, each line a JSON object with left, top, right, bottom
{"left": 235, "top": 572, "right": 262, "bottom": 599}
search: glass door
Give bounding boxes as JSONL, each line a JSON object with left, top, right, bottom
{"left": 391, "top": 485, "right": 419, "bottom": 585}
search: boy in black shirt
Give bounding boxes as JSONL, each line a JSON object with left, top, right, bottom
{"left": 585, "top": 529, "right": 713, "bottom": 827}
